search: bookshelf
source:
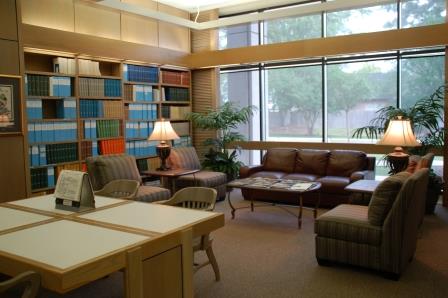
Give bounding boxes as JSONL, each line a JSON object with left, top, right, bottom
{"left": 23, "top": 50, "right": 193, "bottom": 193}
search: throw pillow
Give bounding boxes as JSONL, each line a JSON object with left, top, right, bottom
{"left": 368, "top": 171, "right": 411, "bottom": 226}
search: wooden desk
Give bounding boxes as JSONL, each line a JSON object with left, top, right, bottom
{"left": 141, "top": 169, "right": 199, "bottom": 193}
{"left": 0, "top": 195, "right": 224, "bottom": 297}
{"left": 345, "top": 180, "right": 381, "bottom": 203}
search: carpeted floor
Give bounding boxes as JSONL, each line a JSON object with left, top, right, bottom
{"left": 4, "top": 190, "right": 448, "bottom": 298}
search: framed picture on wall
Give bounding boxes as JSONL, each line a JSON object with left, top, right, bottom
{"left": 0, "top": 75, "right": 21, "bottom": 134}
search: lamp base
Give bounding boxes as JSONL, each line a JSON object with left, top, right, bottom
{"left": 156, "top": 143, "right": 171, "bottom": 171}
{"left": 386, "top": 150, "right": 410, "bottom": 175}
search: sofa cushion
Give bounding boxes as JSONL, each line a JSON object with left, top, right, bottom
{"left": 251, "top": 171, "right": 286, "bottom": 179}
{"left": 86, "top": 155, "right": 142, "bottom": 190}
{"left": 315, "top": 204, "right": 382, "bottom": 246}
{"left": 295, "top": 149, "right": 329, "bottom": 176}
{"left": 327, "top": 150, "right": 367, "bottom": 177}
{"left": 263, "top": 148, "right": 297, "bottom": 173}
{"left": 136, "top": 186, "right": 171, "bottom": 203}
{"left": 317, "top": 176, "right": 351, "bottom": 194}
{"left": 168, "top": 147, "right": 201, "bottom": 170}
{"left": 368, "top": 171, "right": 411, "bottom": 226}
{"left": 176, "top": 171, "right": 227, "bottom": 188}
{"left": 282, "top": 173, "right": 320, "bottom": 182}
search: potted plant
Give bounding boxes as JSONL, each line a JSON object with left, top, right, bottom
{"left": 187, "top": 102, "right": 256, "bottom": 181}
{"left": 353, "top": 84, "right": 445, "bottom": 214}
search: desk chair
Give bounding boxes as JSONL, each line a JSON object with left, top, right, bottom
{"left": 160, "top": 187, "right": 221, "bottom": 281}
{"left": 0, "top": 271, "right": 40, "bottom": 298}
{"left": 94, "top": 179, "right": 139, "bottom": 200}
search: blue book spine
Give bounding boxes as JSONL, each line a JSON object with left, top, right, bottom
{"left": 92, "top": 141, "right": 98, "bottom": 156}
{"left": 31, "top": 145, "right": 39, "bottom": 166}
{"left": 39, "top": 145, "right": 47, "bottom": 165}
{"left": 47, "top": 167, "right": 55, "bottom": 187}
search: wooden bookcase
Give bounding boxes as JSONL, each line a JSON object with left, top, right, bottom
{"left": 23, "top": 50, "right": 192, "bottom": 194}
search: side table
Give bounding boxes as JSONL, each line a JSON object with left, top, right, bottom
{"left": 141, "top": 168, "right": 199, "bottom": 194}
{"left": 345, "top": 180, "right": 381, "bottom": 204}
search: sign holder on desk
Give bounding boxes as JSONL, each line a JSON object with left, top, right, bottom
{"left": 54, "top": 170, "right": 95, "bottom": 212}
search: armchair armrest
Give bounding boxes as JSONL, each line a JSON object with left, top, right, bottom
{"left": 239, "top": 165, "right": 264, "bottom": 178}
{"left": 350, "top": 170, "right": 375, "bottom": 182}
{"left": 94, "top": 179, "right": 139, "bottom": 200}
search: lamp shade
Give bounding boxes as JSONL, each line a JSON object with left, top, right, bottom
{"left": 148, "top": 119, "right": 180, "bottom": 141}
{"left": 377, "top": 117, "right": 421, "bottom": 147}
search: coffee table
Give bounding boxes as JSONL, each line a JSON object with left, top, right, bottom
{"left": 227, "top": 178, "right": 321, "bottom": 229}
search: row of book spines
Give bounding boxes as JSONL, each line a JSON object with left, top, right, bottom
{"left": 161, "top": 70, "right": 190, "bottom": 86}
{"left": 79, "top": 78, "right": 121, "bottom": 97}
{"left": 53, "top": 57, "right": 76, "bottom": 75}
{"left": 171, "top": 122, "right": 190, "bottom": 136}
{"left": 82, "top": 119, "right": 121, "bottom": 139}
{"left": 99, "top": 139, "right": 125, "bottom": 155}
{"left": 80, "top": 140, "right": 98, "bottom": 160}
{"left": 79, "top": 100, "right": 123, "bottom": 118}
{"left": 126, "top": 104, "right": 158, "bottom": 120}
{"left": 161, "top": 106, "right": 191, "bottom": 119}
{"left": 78, "top": 59, "right": 101, "bottom": 76}
{"left": 26, "top": 98, "right": 77, "bottom": 120}
{"left": 123, "top": 85, "right": 156, "bottom": 102}
{"left": 161, "top": 87, "right": 189, "bottom": 101}
{"left": 126, "top": 140, "right": 158, "bottom": 157}
{"left": 125, "top": 121, "right": 154, "bottom": 139}
{"left": 123, "top": 64, "right": 158, "bottom": 83}
{"left": 27, "top": 122, "right": 77, "bottom": 144}
{"left": 30, "top": 167, "right": 54, "bottom": 190}
{"left": 26, "top": 75, "right": 72, "bottom": 97}
{"left": 172, "top": 136, "right": 192, "bottom": 147}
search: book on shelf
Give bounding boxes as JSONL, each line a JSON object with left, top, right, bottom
{"left": 125, "top": 140, "right": 157, "bottom": 157}
{"left": 26, "top": 75, "right": 49, "bottom": 96}
{"left": 123, "top": 64, "right": 158, "bottom": 83}
{"left": 172, "top": 136, "right": 191, "bottom": 147}
{"left": 53, "top": 57, "right": 76, "bottom": 75}
{"left": 124, "top": 84, "right": 153, "bottom": 102}
{"left": 79, "top": 78, "right": 121, "bottom": 97}
{"left": 30, "top": 167, "right": 49, "bottom": 190}
{"left": 125, "top": 121, "right": 154, "bottom": 139}
{"left": 46, "top": 143, "right": 78, "bottom": 164}
{"left": 80, "top": 100, "right": 122, "bottom": 118}
{"left": 26, "top": 99, "right": 43, "bottom": 120}
{"left": 161, "top": 70, "right": 190, "bottom": 86}
{"left": 49, "top": 76, "right": 72, "bottom": 97}
{"left": 78, "top": 59, "right": 101, "bottom": 76}
{"left": 27, "top": 121, "right": 77, "bottom": 143}
{"left": 99, "top": 139, "right": 125, "bottom": 155}
{"left": 161, "top": 87, "right": 189, "bottom": 101}
{"left": 171, "top": 122, "right": 190, "bottom": 136}
{"left": 55, "top": 98, "right": 77, "bottom": 119}
{"left": 127, "top": 103, "right": 157, "bottom": 120}
{"left": 161, "top": 105, "right": 191, "bottom": 119}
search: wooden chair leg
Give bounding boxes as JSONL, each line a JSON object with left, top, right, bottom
{"left": 205, "top": 245, "right": 220, "bottom": 281}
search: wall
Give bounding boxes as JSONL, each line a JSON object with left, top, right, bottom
{"left": 21, "top": 0, "right": 190, "bottom": 53}
{"left": 0, "top": 0, "right": 28, "bottom": 202}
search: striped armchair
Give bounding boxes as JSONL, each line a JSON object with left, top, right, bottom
{"left": 167, "top": 147, "right": 227, "bottom": 200}
{"left": 86, "top": 154, "right": 171, "bottom": 202}
{"left": 315, "top": 168, "right": 429, "bottom": 280}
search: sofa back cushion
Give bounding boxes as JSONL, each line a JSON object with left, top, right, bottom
{"left": 263, "top": 148, "right": 297, "bottom": 173}
{"left": 295, "top": 149, "right": 330, "bottom": 176}
{"left": 86, "top": 154, "right": 142, "bottom": 190}
{"left": 327, "top": 150, "right": 367, "bottom": 177}
{"left": 406, "top": 153, "right": 434, "bottom": 174}
{"left": 368, "top": 171, "right": 411, "bottom": 226}
{"left": 168, "top": 147, "right": 201, "bottom": 170}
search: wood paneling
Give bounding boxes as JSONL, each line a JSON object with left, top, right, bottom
{"left": 0, "top": 136, "right": 27, "bottom": 202}
{"left": 191, "top": 10, "right": 219, "bottom": 53}
{"left": 121, "top": 13, "right": 158, "bottom": 46}
{"left": 187, "top": 23, "right": 448, "bottom": 69}
{"left": 0, "top": 0, "right": 17, "bottom": 40}
{"left": 157, "top": 3, "right": 190, "bottom": 53}
{"left": 21, "top": 0, "right": 74, "bottom": 32}
{"left": 74, "top": 2, "right": 121, "bottom": 40}
{"left": 0, "top": 39, "right": 20, "bottom": 75}
{"left": 22, "top": 24, "right": 189, "bottom": 66}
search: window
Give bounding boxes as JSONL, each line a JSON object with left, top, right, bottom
{"left": 265, "top": 65, "right": 322, "bottom": 141}
{"left": 264, "top": 14, "right": 321, "bottom": 44}
{"left": 326, "top": 59, "right": 397, "bottom": 143}
{"left": 326, "top": 3, "right": 397, "bottom": 36}
{"left": 219, "top": 23, "right": 259, "bottom": 50}
{"left": 401, "top": 0, "right": 446, "bottom": 28}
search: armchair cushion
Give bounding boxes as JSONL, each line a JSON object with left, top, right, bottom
{"left": 168, "top": 147, "right": 201, "bottom": 170}
{"left": 327, "top": 150, "right": 367, "bottom": 177}
{"left": 368, "top": 171, "right": 411, "bottom": 226}
{"left": 295, "top": 149, "right": 329, "bottom": 176}
{"left": 136, "top": 186, "right": 171, "bottom": 203}
{"left": 176, "top": 171, "right": 227, "bottom": 188}
{"left": 315, "top": 204, "right": 382, "bottom": 246}
{"left": 263, "top": 148, "right": 297, "bottom": 173}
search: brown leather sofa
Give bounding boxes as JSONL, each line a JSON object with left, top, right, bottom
{"left": 239, "top": 148, "right": 375, "bottom": 207}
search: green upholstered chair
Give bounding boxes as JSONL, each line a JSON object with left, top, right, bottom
{"left": 86, "top": 154, "right": 171, "bottom": 202}
{"left": 315, "top": 168, "right": 429, "bottom": 280}
{"left": 167, "top": 147, "right": 227, "bottom": 200}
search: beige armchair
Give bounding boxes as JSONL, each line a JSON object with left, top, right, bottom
{"left": 159, "top": 187, "right": 220, "bottom": 281}
{"left": 315, "top": 168, "right": 429, "bottom": 280}
{"left": 94, "top": 179, "right": 139, "bottom": 200}
{"left": 0, "top": 271, "right": 40, "bottom": 298}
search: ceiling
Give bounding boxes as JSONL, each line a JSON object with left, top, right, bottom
{"left": 154, "top": 0, "right": 308, "bottom": 16}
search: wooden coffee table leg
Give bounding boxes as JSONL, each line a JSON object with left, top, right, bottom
{"left": 227, "top": 190, "right": 236, "bottom": 219}
{"left": 298, "top": 194, "right": 303, "bottom": 229}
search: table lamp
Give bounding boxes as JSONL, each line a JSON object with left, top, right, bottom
{"left": 148, "top": 119, "right": 179, "bottom": 171}
{"left": 377, "top": 116, "right": 421, "bottom": 174}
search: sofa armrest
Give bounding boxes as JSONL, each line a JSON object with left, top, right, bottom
{"left": 239, "top": 165, "right": 264, "bottom": 178}
{"left": 350, "top": 170, "right": 375, "bottom": 182}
